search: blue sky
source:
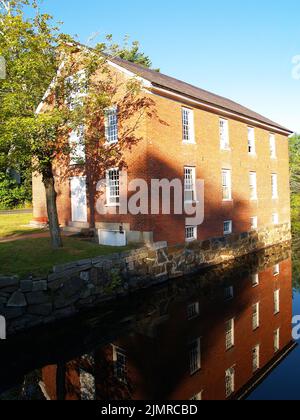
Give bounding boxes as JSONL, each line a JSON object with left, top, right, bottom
{"left": 41, "top": 0, "right": 300, "bottom": 133}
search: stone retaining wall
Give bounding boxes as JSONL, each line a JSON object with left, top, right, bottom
{"left": 0, "top": 223, "right": 292, "bottom": 335}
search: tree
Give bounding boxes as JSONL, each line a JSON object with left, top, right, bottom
{"left": 0, "top": 0, "right": 159, "bottom": 248}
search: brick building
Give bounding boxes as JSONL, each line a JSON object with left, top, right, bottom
{"left": 33, "top": 53, "right": 293, "bottom": 246}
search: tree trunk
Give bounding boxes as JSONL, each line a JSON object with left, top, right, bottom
{"left": 43, "top": 171, "right": 63, "bottom": 249}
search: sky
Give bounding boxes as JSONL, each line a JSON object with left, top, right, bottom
{"left": 40, "top": 0, "right": 300, "bottom": 133}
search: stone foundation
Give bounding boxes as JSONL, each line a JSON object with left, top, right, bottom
{"left": 0, "top": 223, "right": 292, "bottom": 335}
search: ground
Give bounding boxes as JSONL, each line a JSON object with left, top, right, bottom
{"left": 0, "top": 212, "right": 134, "bottom": 277}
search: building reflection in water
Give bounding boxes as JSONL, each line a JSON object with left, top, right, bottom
{"left": 39, "top": 245, "right": 295, "bottom": 401}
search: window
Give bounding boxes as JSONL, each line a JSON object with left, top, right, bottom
{"left": 187, "top": 302, "right": 200, "bottom": 320}
{"left": 220, "top": 118, "right": 230, "bottom": 150}
{"left": 225, "top": 367, "right": 235, "bottom": 398}
{"left": 185, "top": 226, "right": 197, "bottom": 242}
{"left": 271, "top": 174, "right": 278, "bottom": 199}
{"left": 270, "top": 134, "right": 276, "bottom": 159}
{"left": 184, "top": 167, "right": 196, "bottom": 202}
{"left": 250, "top": 216, "right": 258, "bottom": 230}
{"left": 112, "top": 345, "right": 127, "bottom": 383}
{"left": 222, "top": 169, "right": 232, "bottom": 201}
{"left": 274, "top": 290, "right": 280, "bottom": 314}
{"left": 66, "top": 70, "right": 87, "bottom": 111}
{"left": 189, "top": 338, "right": 201, "bottom": 375}
{"left": 69, "top": 126, "right": 85, "bottom": 165}
{"left": 252, "top": 303, "right": 260, "bottom": 330}
{"left": 224, "top": 220, "right": 233, "bottom": 235}
{"left": 273, "top": 264, "right": 280, "bottom": 276}
{"left": 225, "top": 319, "right": 235, "bottom": 350}
{"left": 252, "top": 274, "right": 259, "bottom": 287}
{"left": 248, "top": 127, "right": 256, "bottom": 154}
{"left": 224, "top": 286, "right": 234, "bottom": 301}
{"left": 272, "top": 213, "right": 279, "bottom": 225}
{"left": 182, "top": 107, "right": 195, "bottom": 143}
{"left": 252, "top": 345, "right": 260, "bottom": 373}
{"left": 274, "top": 329, "right": 280, "bottom": 353}
{"left": 249, "top": 172, "right": 258, "bottom": 200}
{"left": 105, "top": 106, "right": 118, "bottom": 144}
{"left": 106, "top": 169, "right": 120, "bottom": 205}
{"left": 190, "top": 391, "right": 203, "bottom": 401}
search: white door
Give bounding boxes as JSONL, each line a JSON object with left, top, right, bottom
{"left": 70, "top": 177, "right": 88, "bottom": 222}
{"left": 99, "top": 230, "right": 127, "bottom": 246}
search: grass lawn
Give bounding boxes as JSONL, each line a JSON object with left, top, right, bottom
{"left": 0, "top": 237, "right": 134, "bottom": 277}
{"left": 0, "top": 212, "right": 44, "bottom": 238}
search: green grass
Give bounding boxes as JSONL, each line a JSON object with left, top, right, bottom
{"left": 0, "top": 237, "right": 134, "bottom": 277}
{"left": 0, "top": 212, "right": 43, "bottom": 238}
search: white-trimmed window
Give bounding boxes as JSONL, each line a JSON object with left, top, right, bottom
{"left": 189, "top": 338, "right": 201, "bottom": 375}
{"left": 252, "top": 303, "right": 260, "bottom": 330}
{"left": 112, "top": 345, "right": 127, "bottom": 383}
{"left": 190, "top": 391, "right": 203, "bottom": 401}
{"left": 270, "top": 134, "right": 277, "bottom": 159}
{"left": 106, "top": 169, "right": 120, "bottom": 205}
{"left": 248, "top": 127, "right": 256, "bottom": 154}
{"left": 222, "top": 169, "right": 232, "bottom": 201}
{"left": 225, "top": 367, "right": 235, "bottom": 398}
{"left": 105, "top": 106, "right": 118, "bottom": 144}
{"left": 250, "top": 216, "right": 258, "bottom": 230}
{"left": 225, "top": 319, "right": 235, "bottom": 350}
{"left": 249, "top": 172, "right": 258, "bottom": 200}
{"left": 224, "top": 286, "right": 234, "bottom": 301}
{"left": 272, "top": 213, "right": 279, "bottom": 225}
{"left": 185, "top": 226, "right": 197, "bottom": 242}
{"left": 271, "top": 174, "right": 278, "bottom": 199}
{"left": 184, "top": 167, "right": 196, "bottom": 202}
{"left": 252, "top": 345, "right": 260, "bottom": 373}
{"left": 66, "top": 69, "right": 87, "bottom": 111}
{"left": 187, "top": 302, "right": 200, "bottom": 320}
{"left": 69, "top": 125, "right": 85, "bottom": 165}
{"left": 182, "top": 107, "right": 195, "bottom": 143}
{"left": 274, "top": 289, "right": 280, "bottom": 314}
{"left": 273, "top": 264, "right": 280, "bottom": 276}
{"left": 224, "top": 220, "right": 233, "bottom": 235}
{"left": 220, "top": 118, "right": 230, "bottom": 150}
{"left": 274, "top": 329, "right": 280, "bottom": 353}
{"left": 252, "top": 274, "right": 259, "bottom": 287}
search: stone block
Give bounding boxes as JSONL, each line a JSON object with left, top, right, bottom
{"left": 7, "top": 291, "right": 27, "bottom": 307}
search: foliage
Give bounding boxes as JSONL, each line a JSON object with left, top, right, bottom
{"left": 0, "top": 172, "right": 31, "bottom": 209}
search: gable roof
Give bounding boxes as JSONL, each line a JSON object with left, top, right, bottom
{"left": 111, "top": 56, "right": 292, "bottom": 135}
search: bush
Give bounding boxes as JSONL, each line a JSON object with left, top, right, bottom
{"left": 0, "top": 173, "right": 32, "bottom": 210}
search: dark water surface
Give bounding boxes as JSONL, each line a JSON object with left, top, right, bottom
{"left": 0, "top": 243, "right": 299, "bottom": 400}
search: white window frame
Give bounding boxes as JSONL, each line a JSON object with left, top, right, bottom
{"left": 272, "top": 213, "right": 279, "bottom": 225}
{"left": 185, "top": 225, "right": 197, "bottom": 242}
{"left": 182, "top": 107, "right": 195, "bottom": 143}
{"left": 274, "top": 289, "right": 280, "bottom": 315}
{"left": 225, "top": 367, "right": 235, "bottom": 398}
{"left": 187, "top": 302, "right": 200, "bottom": 320}
{"left": 249, "top": 172, "right": 258, "bottom": 200}
{"left": 184, "top": 167, "right": 197, "bottom": 203}
{"left": 250, "top": 216, "right": 258, "bottom": 230}
{"left": 252, "top": 273, "right": 259, "bottom": 287}
{"left": 105, "top": 106, "right": 118, "bottom": 144}
{"left": 273, "top": 264, "right": 280, "bottom": 276}
{"left": 225, "top": 318, "right": 235, "bottom": 351}
{"left": 252, "top": 302, "right": 260, "bottom": 331}
{"left": 271, "top": 174, "right": 278, "bottom": 199}
{"left": 189, "top": 338, "right": 201, "bottom": 375}
{"left": 270, "top": 134, "right": 277, "bottom": 159}
{"left": 69, "top": 125, "right": 85, "bottom": 165}
{"left": 248, "top": 127, "right": 256, "bottom": 155}
{"left": 252, "top": 345, "right": 260, "bottom": 373}
{"left": 274, "top": 329, "right": 280, "bottom": 353}
{"left": 106, "top": 168, "right": 120, "bottom": 206}
{"left": 66, "top": 69, "right": 87, "bottom": 111}
{"left": 224, "top": 220, "right": 233, "bottom": 235}
{"left": 220, "top": 118, "right": 230, "bottom": 150}
{"left": 222, "top": 169, "right": 232, "bottom": 201}
{"left": 112, "top": 345, "right": 127, "bottom": 383}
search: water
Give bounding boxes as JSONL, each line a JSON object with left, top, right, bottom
{"left": 0, "top": 243, "right": 299, "bottom": 400}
